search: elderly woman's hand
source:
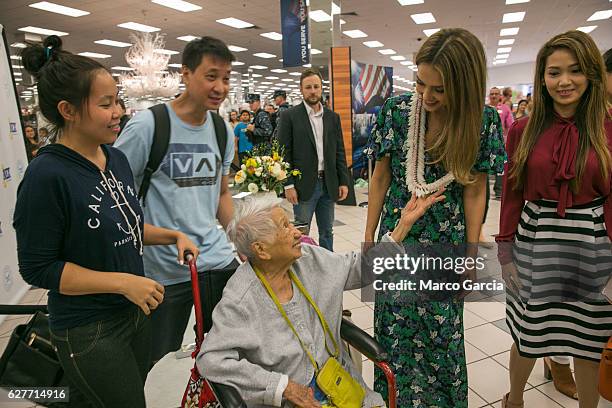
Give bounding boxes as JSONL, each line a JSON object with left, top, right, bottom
{"left": 390, "top": 189, "right": 446, "bottom": 243}
{"left": 283, "top": 380, "right": 321, "bottom": 408}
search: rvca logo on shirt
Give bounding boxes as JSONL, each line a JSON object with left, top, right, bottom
{"left": 161, "top": 143, "right": 221, "bottom": 187}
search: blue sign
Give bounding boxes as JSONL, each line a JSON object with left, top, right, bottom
{"left": 280, "top": 0, "right": 309, "bottom": 68}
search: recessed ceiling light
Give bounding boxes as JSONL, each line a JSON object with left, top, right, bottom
{"left": 94, "top": 39, "right": 131, "bottom": 48}
{"left": 310, "top": 10, "right": 332, "bottom": 22}
{"left": 250, "top": 65, "right": 268, "bottom": 69}
{"left": 587, "top": 10, "right": 612, "bottom": 21}
{"left": 390, "top": 55, "right": 406, "bottom": 60}
{"left": 18, "top": 26, "right": 69, "bottom": 36}
{"left": 311, "top": 48, "right": 323, "bottom": 55}
{"left": 500, "top": 27, "right": 519, "bottom": 36}
{"left": 253, "top": 52, "right": 276, "bottom": 59}
{"left": 494, "top": 59, "right": 508, "bottom": 64}
{"left": 398, "top": 0, "right": 424, "bottom": 5}
{"left": 260, "top": 32, "right": 283, "bottom": 41}
{"left": 261, "top": 81, "right": 273, "bottom": 85}
{"left": 117, "top": 22, "right": 161, "bottom": 32}
{"left": 78, "top": 52, "right": 112, "bottom": 58}
{"left": 12, "top": 64, "right": 25, "bottom": 69}
{"left": 497, "top": 47, "right": 512, "bottom": 53}
{"left": 154, "top": 49, "right": 180, "bottom": 55}
{"left": 216, "top": 17, "right": 254, "bottom": 29}
{"left": 168, "top": 63, "right": 183, "bottom": 68}
{"left": 289, "top": 72, "right": 302, "bottom": 76}
{"left": 282, "top": 78, "right": 293, "bottom": 82}
{"left": 13, "top": 72, "right": 22, "bottom": 76}
{"left": 177, "top": 35, "right": 199, "bottom": 42}
{"left": 303, "top": 63, "right": 312, "bottom": 67}
{"left": 11, "top": 42, "right": 27, "bottom": 48}
{"left": 271, "top": 69, "right": 287, "bottom": 73}
{"left": 505, "top": 0, "right": 529, "bottom": 4}
{"left": 111, "top": 66, "right": 135, "bottom": 71}
{"left": 232, "top": 61, "right": 245, "bottom": 66}
{"left": 363, "top": 40, "right": 383, "bottom": 48}
{"left": 423, "top": 28, "right": 440, "bottom": 37}
{"left": 576, "top": 25, "right": 598, "bottom": 33}
{"left": 252, "top": 73, "right": 262, "bottom": 78}
{"left": 498, "top": 39, "right": 515, "bottom": 46}
{"left": 228, "top": 45, "right": 248, "bottom": 52}
{"left": 496, "top": 53, "right": 510, "bottom": 59}
{"left": 29, "top": 2, "right": 89, "bottom": 17}
{"left": 410, "top": 12, "right": 436, "bottom": 24}
{"left": 343, "top": 29, "right": 368, "bottom": 38}
{"left": 151, "top": 0, "right": 202, "bottom": 12}
{"left": 400, "top": 61, "right": 412, "bottom": 65}
{"left": 10, "top": 55, "right": 21, "bottom": 60}
{"left": 379, "top": 49, "right": 396, "bottom": 55}
{"left": 502, "top": 11, "right": 525, "bottom": 23}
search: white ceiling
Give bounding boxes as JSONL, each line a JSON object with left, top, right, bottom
{"left": 3, "top": 0, "right": 612, "bottom": 102}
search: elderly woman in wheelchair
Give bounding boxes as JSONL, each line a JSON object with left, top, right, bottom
{"left": 197, "top": 191, "right": 444, "bottom": 408}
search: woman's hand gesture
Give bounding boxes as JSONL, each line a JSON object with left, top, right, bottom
{"left": 119, "top": 274, "right": 165, "bottom": 315}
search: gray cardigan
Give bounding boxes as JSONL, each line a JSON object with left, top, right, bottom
{"left": 197, "top": 237, "right": 398, "bottom": 407}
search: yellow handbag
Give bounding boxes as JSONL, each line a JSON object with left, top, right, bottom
{"left": 317, "top": 355, "right": 366, "bottom": 408}
{"left": 254, "top": 267, "right": 366, "bottom": 408}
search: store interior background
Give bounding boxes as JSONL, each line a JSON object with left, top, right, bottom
{"left": 1, "top": 0, "right": 612, "bottom": 407}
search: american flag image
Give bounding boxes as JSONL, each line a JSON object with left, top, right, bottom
{"left": 359, "top": 64, "right": 391, "bottom": 106}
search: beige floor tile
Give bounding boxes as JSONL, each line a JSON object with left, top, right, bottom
{"left": 343, "top": 291, "right": 366, "bottom": 310}
{"left": 468, "top": 388, "right": 489, "bottom": 408}
{"left": 465, "top": 301, "right": 507, "bottom": 323}
{"left": 350, "top": 306, "right": 373, "bottom": 331}
{"left": 463, "top": 308, "right": 488, "bottom": 330}
{"left": 0, "top": 316, "right": 30, "bottom": 338}
{"left": 465, "top": 341, "right": 488, "bottom": 364}
{"left": 362, "top": 359, "right": 374, "bottom": 390}
{"left": 467, "top": 358, "right": 511, "bottom": 403}
{"left": 489, "top": 388, "right": 563, "bottom": 407}
{"left": 492, "top": 351, "right": 551, "bottom": 388}
{"left": 465, "top": 323, "right": 514, "bottom": 356}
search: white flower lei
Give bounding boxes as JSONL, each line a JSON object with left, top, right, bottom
{"left": 402, "top": 94, "right": 455, "bottom": 197}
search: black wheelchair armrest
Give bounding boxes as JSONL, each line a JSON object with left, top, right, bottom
{"left": 208, "top": 380, "right": 247, "bottom": 408}
{"left": 340, "top": 317, "right": 388, "bottom": 363}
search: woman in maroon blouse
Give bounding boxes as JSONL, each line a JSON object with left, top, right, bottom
{"left": 496, "top": 30, "right": 612, "bottom": 408}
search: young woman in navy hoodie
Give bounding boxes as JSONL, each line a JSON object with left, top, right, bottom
{"left": 13, "top": 36, "right": 199, "bottom": 407}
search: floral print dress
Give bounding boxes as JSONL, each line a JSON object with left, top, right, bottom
{"left": 368, "top": 93, "right": 506, "bottom": 407}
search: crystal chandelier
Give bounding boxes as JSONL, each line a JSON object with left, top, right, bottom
{"left": 120, "top": 33, "right": 181, "bottom": 99}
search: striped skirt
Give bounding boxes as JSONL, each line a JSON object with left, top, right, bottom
{"left": 506, "top": 197, "right": 612, "bottom": 361}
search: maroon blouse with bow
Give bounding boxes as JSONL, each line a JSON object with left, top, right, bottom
{"left": 496, "top": 113, "right": 612, "bottom": 264}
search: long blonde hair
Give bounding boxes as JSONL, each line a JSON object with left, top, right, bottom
{"left": 415, "top": 28, "right": 487, "bottom": 185}
{"left": 510, "top": 30, "right": 611, "bottom": 190}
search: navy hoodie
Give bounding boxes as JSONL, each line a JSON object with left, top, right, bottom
{"left": 13, "top": 144, "right": 145, "bottom": 330}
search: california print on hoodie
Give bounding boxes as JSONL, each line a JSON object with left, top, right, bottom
{"left": 13, "top": 143, "right": 145, "bottom": 330}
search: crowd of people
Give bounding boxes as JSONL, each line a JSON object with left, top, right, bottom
{"left": 10, "top": 22, "right": 612, "bottom": 408}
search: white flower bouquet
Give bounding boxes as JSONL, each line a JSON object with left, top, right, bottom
{"left": 233, "top": 140, "right": 301, "bottom": 196}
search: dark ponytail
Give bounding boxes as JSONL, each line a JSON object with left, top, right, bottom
{"left": 21, "top": 35, "right": 109, "bottom": 142}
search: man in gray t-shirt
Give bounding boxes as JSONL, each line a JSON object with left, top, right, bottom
{"left": 115, "top": 37, "right": 238, "bottom": 364}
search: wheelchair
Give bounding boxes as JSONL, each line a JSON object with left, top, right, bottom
{"left": 206, "top": 316, "right": 397, "bottom": 408}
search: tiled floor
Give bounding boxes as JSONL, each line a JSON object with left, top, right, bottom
{"left": 1, "top": 187, "right": 611, "bottom": 407}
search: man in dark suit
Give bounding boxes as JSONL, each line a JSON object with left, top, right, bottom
{"left": 277, "top": 68, "right": 350, "bottom": 251}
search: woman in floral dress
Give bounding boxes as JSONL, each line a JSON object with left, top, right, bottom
{"left": 365, "top": 29, "right": 507, "bottom": 407}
